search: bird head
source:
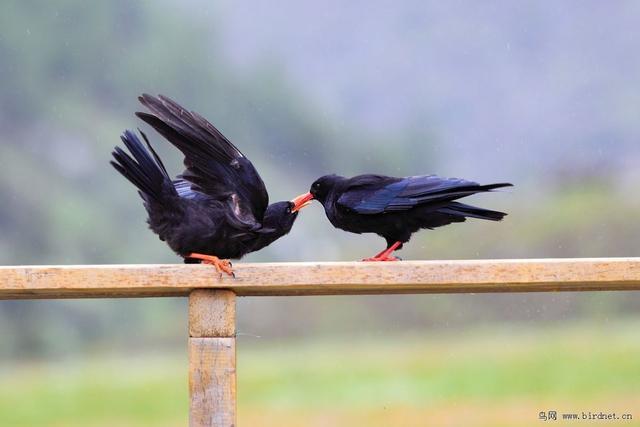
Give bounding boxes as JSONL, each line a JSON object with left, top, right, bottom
{"left": 247, "top": 200, "right": 306, "bottom": 254}
{"left": 290, "top": 174, "right": 343, "bottom": 212}
{"left": 311, "top": 174, "right": 342, "bottom": 203}
{"left": 290, "top": 174, "right": 342, "bottom": 211}
{"left": 262, "top": 200, "right": 303, "bottom": 234}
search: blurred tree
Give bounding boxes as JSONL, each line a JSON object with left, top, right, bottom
{"left": 1, "top": 0, "right": 638, "bottom": 360}
{"left": 0, "top": 0, "right": 438, "bottom": 358}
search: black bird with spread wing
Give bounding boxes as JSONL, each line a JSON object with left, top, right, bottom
{"left": 111, "top": 95, "right": 310, "bottom": 275}
{"left": 294, "top": 174, "right": 512, "bottom": 261}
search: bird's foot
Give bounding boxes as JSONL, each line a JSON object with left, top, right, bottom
{"left": 187, "top": 253, "right": 235, "bottom": 278}
{"left": 362, "top": 254, "right": 401, "bottom": 262}
{"left": 362, "top": 241, "right": 403, "bottom": 262}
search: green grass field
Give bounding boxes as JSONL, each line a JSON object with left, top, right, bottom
{"left": 1, "top": 319, "right": 639, "bottom": 427}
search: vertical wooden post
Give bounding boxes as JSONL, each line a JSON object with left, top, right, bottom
{"left": 189, "top": 289, "right": 236, "bottom": 427}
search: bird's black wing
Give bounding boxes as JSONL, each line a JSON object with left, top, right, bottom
{"left": 136, "top": 94, "right": 269, "bottom": 224}
{"left": 337, "top": 174, "right": 511, "bottom": 214}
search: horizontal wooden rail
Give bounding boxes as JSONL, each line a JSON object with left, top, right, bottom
{"left": 1, "top": 258, "right": 639, "bottom": 300}
{"left": 3, "top": 258, "right": 640, "bottom": 426}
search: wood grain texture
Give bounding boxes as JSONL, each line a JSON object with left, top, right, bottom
{"left": 189, "top": 338, "right": 236, "bottom": 427}
{"left": 1, "top": 258, "right": 640, "bottom": 299}
{"left": 189, "top": 290, "right": 236, "bottom": 338}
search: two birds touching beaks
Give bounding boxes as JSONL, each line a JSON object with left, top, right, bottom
{"left": 111, "top": 95, "right": 513, "bottom": 277}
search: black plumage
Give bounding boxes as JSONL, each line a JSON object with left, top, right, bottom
{"left": 111, "top": 94, "right": 306, "bottom": 275}
{"left": 299, "top": 174, "right": 512, "bottom": 261}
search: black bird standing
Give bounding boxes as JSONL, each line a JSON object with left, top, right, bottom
{"left": 294, "top": 174, "right": 512, "bottom": 261}
{"left": 111, "top": 95, "right": 311, "bottom": 275}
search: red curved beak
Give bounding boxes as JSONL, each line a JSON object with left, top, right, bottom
{"left": 291, "top": 192, "right": 314, "bottom": 213}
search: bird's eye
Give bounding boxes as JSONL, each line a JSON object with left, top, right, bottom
{"left": 286, "top": 206, "right": 292, "bottom": 213}
{"left": 314, "top": 182, "right": 321, "bottom": 188}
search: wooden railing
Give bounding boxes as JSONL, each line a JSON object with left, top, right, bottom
{"left": 1, "top": 258, "right": 639, "bottom": 426}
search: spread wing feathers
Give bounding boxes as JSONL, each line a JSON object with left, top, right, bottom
{"left": 338, "top": 174, "right": 512, "bottom": 214}
{"left": 110, "top": 130, "right": 177, "bottom": 205}
{"left": 136, "top": 94, "right": 269, "bottom": 221}
{"left": 172, "top": 178, "right": 200, "bottom": 199}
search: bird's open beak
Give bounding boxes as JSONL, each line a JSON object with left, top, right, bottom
{"left": 290, "top": 192, "right": 314, "bottom": 213}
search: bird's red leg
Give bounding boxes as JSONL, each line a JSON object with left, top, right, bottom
{"left": 187, "top": 253, "right": 235, "bottom": 277}
{"left": 362, "top": 241, "right": 402, "bottom": 262}
{"left": 370, "top": 247, "right": 391, "bottom": 259}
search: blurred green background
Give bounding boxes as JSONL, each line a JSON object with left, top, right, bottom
{"left": 1, "top": 1, "right": 639, "bottom": 426}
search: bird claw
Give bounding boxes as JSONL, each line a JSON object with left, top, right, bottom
{"left": 362, "top": 241, "right": 402, "bottom": 262}
{"left": 362, "top": 255, "right": 401, "bottom": 262}
{"left": 187, "top": 253, "right": 235, "bottom": 277}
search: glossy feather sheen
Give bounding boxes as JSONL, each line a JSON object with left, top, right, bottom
{"left": 312, "top": 174, "right": 512, "bottom": 249}
{"left": 111, "top": 95, "right": 298, "bottom": 260}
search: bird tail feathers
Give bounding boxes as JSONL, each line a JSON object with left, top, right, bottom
{"left": 475, "top": 182, "right": 513, "bottom": 192}
{"left": 438, "top": 201, "right": 507, "bottom": 221}
{"left": 110, "top": 130, "right": 175, "bottom": 204}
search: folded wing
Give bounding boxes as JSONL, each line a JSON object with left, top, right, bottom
{"left": 337, "top": 174, "right": 512, "bottom": 214}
